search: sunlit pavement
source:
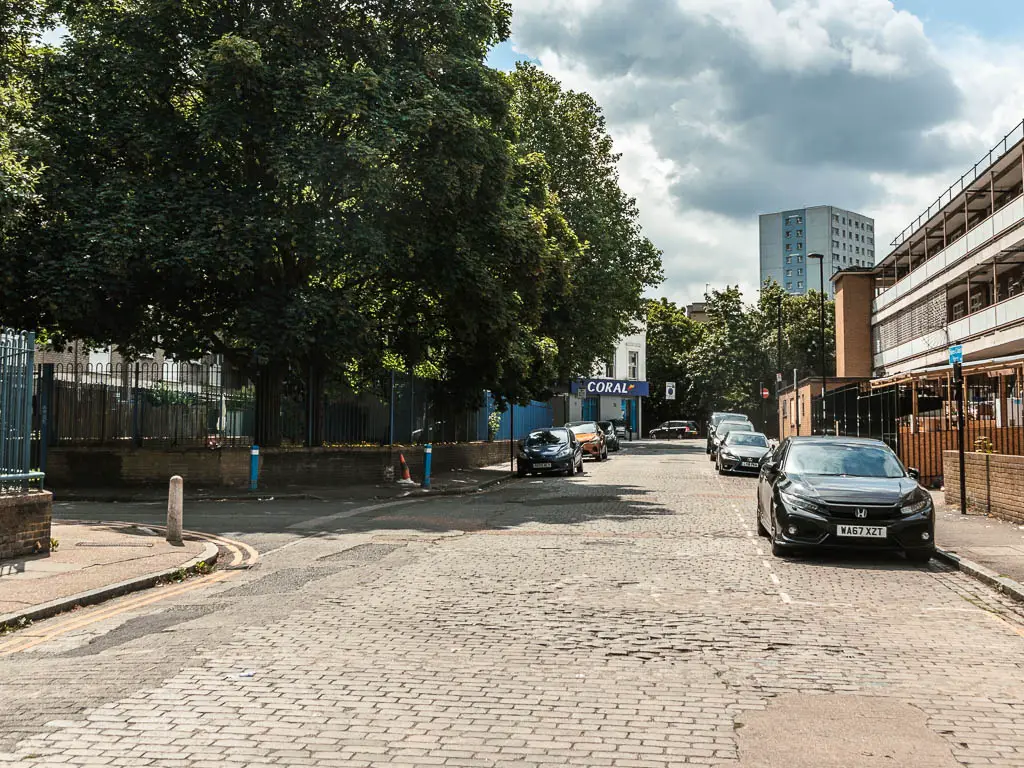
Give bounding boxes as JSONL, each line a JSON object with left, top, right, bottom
{"left": 2, "top": 440, "right": 1024, "bottom": 767}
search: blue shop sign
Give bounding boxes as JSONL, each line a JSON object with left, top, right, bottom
{"left": 571, "top": 379, "right": 650, "bottom": 397}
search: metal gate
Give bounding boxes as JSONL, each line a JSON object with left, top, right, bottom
{"left": 0, "top": 329, "right": 43, "bottom": 492}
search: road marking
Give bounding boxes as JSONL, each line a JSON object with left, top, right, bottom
{"left": 780, "top": 592, "right": 793, "bottom": 604}
{"left": 0, "top": 572, "right": 233, "bottom": 656}
{"left": 0, "top": 525, "right": 256, "bottom": 656}
{"left": 770, "top": 573, "right": 781, "bottom": 586}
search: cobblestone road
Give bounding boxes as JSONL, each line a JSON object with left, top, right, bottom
{"left": 2, "top": 441, "right": 1024, "bottom": 766}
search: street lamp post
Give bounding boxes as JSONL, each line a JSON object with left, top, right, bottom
{"left": 808, "top": 254, "right": 827, "bottom": 435}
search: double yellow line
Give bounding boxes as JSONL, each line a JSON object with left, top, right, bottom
{"left": 0, "top": 525, "right": 259, "bottom": 656}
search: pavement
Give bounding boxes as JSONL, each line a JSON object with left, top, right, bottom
{"left": 932, "top": 488, "right": 1024, "bottom": 584}
{"left": 1, "top": 440, "right": 1024, "bottom": 766}
{"left": 0, "top": 521, "right": 213, "bottom": 624}
{"left": 51, "top": 462, "right": 515, "bottom": 503}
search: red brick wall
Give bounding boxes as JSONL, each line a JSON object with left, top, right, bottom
{"left": 46, "top": 443, "right": 513, "bottom": 491}
{"left": 0, "top": 492, "right": 53, "bottom": 560}
{"left": 944, "top": 451, "right": 1024, "bottom": 523}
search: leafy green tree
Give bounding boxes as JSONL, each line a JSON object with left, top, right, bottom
{"left": 507, "top": 63, "right": 663, "bottom": 384}
{"left": 3, "top": 0, "right": 561, "bottom": 443}
{"left": 0, "top": 1, "right": 47, "bottom": 251}
{"left": 643, "top": 298, "right": 705, "bottom": 425}
{"left": 644, "top": 283, "right": 835, "bottom": 436}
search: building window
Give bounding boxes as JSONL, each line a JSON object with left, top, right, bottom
{"left": 797, "top": 269, "right": 803, "bottom": 275}
{"left": 952, "top": 300, "right": 965, "bottom": 320}
{"left": 797, "top": 281, "right": 804, "bottom": 288}
{"left": 842, "top": 217, "right": 847, "bottom": 224}
{"left": 786, "top": 244, "right": 792, "bottom": 251}
{"left": 628, "top": 351, "right": 639, "bottom": 380}
{"left": 785, "top": 230, "right": 792, "bottom": 237}
{"left": 796, "top": 230, "right": 803, "bottom": 237}
{"left": 832, "top": 240, "right": 839, "bottom": 248}
{"left": 786, "top": 282, "right": 793, "bottom": 289}
{"left": 604, "top": 359, "right": 615, "bottom": 378}
{"left": 833, "top": 214, "right": 839, "bottom": 222}
{"left": 833, "top": 227, "right": 839, "bottom": 235}
{"left": 786, "top": 269, "right": 793, "bottom": 277}
{"left": 786, "top": 256, "right": 792, "bottom": 264}
{"left": 796, "top": 242, "right": 803, "bottom": 249}
{"left": 833, "top": 253, "right": 840, "bottom": 260}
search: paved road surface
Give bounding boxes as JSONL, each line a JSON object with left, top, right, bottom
{"left": 3, "top": 441, "right": 1024, "bottom": 766}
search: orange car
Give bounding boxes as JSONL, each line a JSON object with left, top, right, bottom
{"left": 566, "top": 421, "right": 608, "bottom": 461}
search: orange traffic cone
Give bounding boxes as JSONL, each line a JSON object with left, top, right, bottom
{"left": 397, "top": 453, "right": 415, "bottom": 485}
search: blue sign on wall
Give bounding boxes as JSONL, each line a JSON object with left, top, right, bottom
{"left": 949, "top": 345, "right": 963, "bottom": 365}
{"left": 571, "top": 379, "right": 650, "bottom": 397}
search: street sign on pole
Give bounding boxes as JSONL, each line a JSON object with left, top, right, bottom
{"left": 665, "top": 382, "right": 676, "bottom": 400}
{"left": 761, "top": 387, "right": 770, "bottom": 400}
{"left": 949, "top": 345, "right": 963, "bottom": 365}
{"left": 953, "top": 361, "right": 967, "bottom": 515}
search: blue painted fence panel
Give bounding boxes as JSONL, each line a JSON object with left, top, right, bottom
{"left": 480, "top": 393, "right": 554, "bottom": 442}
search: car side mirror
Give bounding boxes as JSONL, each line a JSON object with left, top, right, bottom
{"left": 907, "top": 467, "right": 921, "bottom": 480}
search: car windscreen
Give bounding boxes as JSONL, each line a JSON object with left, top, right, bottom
{"left": 597, "top": 422, "right": 613, "bottom": 431}
{"left": 785, "top": 443, "right": 905, "bottom": 478}
{"left": 567, "top": 423, "right": 598, "bottom": 435}
{"left": 726, "top": 433, "right": 768, "bottom": 447}
{"left": 719, "top": 423, "right": 754, "bottom": 436}
{"left": 525, "top": 430, "right": 568, "bottom": 446}
{"left": 712, "top": 414, "right": 746, "bottom": 426}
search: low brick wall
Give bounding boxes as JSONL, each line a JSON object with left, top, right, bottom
{"left": 47, "top": 448, "right": 250, "bottom": 490}
{"left": 46, "top": 442, "right": 513, "bottom": 491}
{"left": 252, "top": 442, "right": 513, "bottom": 489}
{"left": 0, "top": 492, "right": 54, "bottom": 561}
{"left": 944, "top": 451, "right": 1024, "bottom": 523}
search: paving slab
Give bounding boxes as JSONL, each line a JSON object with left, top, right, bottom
{"left": 931, "top": 489, "right": 1024, "bottom": 584}
{"left": 0, "top": 521, "right": 206, "bottom": 617}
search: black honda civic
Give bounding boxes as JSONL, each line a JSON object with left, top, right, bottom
{"left": 756, "top": 437, "right": 935, "bottom": 563}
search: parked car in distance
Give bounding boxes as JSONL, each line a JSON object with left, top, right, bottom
{"left": 716, "top": 431, "right": 771, "bottom": 474}
{"left": 648, "top": 420, "right": 699, "bottom": 439}
{"left": 706, "top": 412, "right": 750, "bottom": 454}
{"left": 566, "top": 421, "right": 608, "bottom": 461}
{"left": 517, "top": 427, "right": 584, "bottom": 477}
{"left": 709, "top": 420, "right": 755, "bottom": 460}
{"left": 611, "top": 419, "right": 629, "bottom": 439}
{"left": 756, "top": 436, "right": 935, "bottom": 563}
{"left": 598, "top": 421, "right": 621, "bottom": 452}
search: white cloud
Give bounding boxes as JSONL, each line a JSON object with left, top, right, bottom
{"left": 510, "top": 0, "right": 1024, "bottom": 304}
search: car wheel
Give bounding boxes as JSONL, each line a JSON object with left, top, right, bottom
{"left": 517, "top": 468, "right": 527, "bottom": 478}
{"left": 769, "top": 503, "right": 789, "bottom": 558}
{"left": 563, "top": 465, "right": 573, "bottom": 477}
{"left": 756, "top": 509, "right": 769, "bottom": 537}
{"left": 602, "top": 447, "right": 609, "bottom": 460}
{"left": 576, "top": 457, "right": 584, "bottom": 474}
{"left": 906, "top": 549, "right": 934, "bottom": 565}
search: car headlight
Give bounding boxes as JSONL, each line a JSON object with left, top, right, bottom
{"left": 779, "top": 490, "right": 825, "bottom": 516}
{"left": 901, "top": 491, "right": 933, "bottom": 517}
{"left": 557, "top": 447, "right": 571, "bottom": 458}
{"left": 720, "top": 450, "right": 735, "bottom": 459}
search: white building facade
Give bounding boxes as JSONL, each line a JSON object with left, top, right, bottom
{"left": 564, "top": 326, "right": 648, "bottom": 435}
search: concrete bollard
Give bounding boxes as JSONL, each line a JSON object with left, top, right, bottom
{"left": 167, "top": 475, "right": 183, "bottom": 545}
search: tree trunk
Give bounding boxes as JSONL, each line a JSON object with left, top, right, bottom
{"left": 254, "top": 364, "right": 283, "bottom": 447}
{"left": 306, "top": 365, "right": 325, "bottom": 447}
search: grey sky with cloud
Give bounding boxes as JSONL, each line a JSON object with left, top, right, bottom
{"left": 501, "top": 0, "right": 1024, "bottom": 305}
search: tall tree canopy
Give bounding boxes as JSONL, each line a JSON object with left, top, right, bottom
{"left": 0, "top": 3, "right": 662, "bottom": 444}
{"left": 507, "top": 63, "right": 663, "bottom": 382}
{"left": 643, "top": 284, "right": 835, "bottom": 434}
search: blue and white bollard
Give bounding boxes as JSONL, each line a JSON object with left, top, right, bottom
{"left": 423, "top": 443, "right": 432, "bottom": 490}
{"left": 250, "top": 445, "right": 260, "bottom": 491}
